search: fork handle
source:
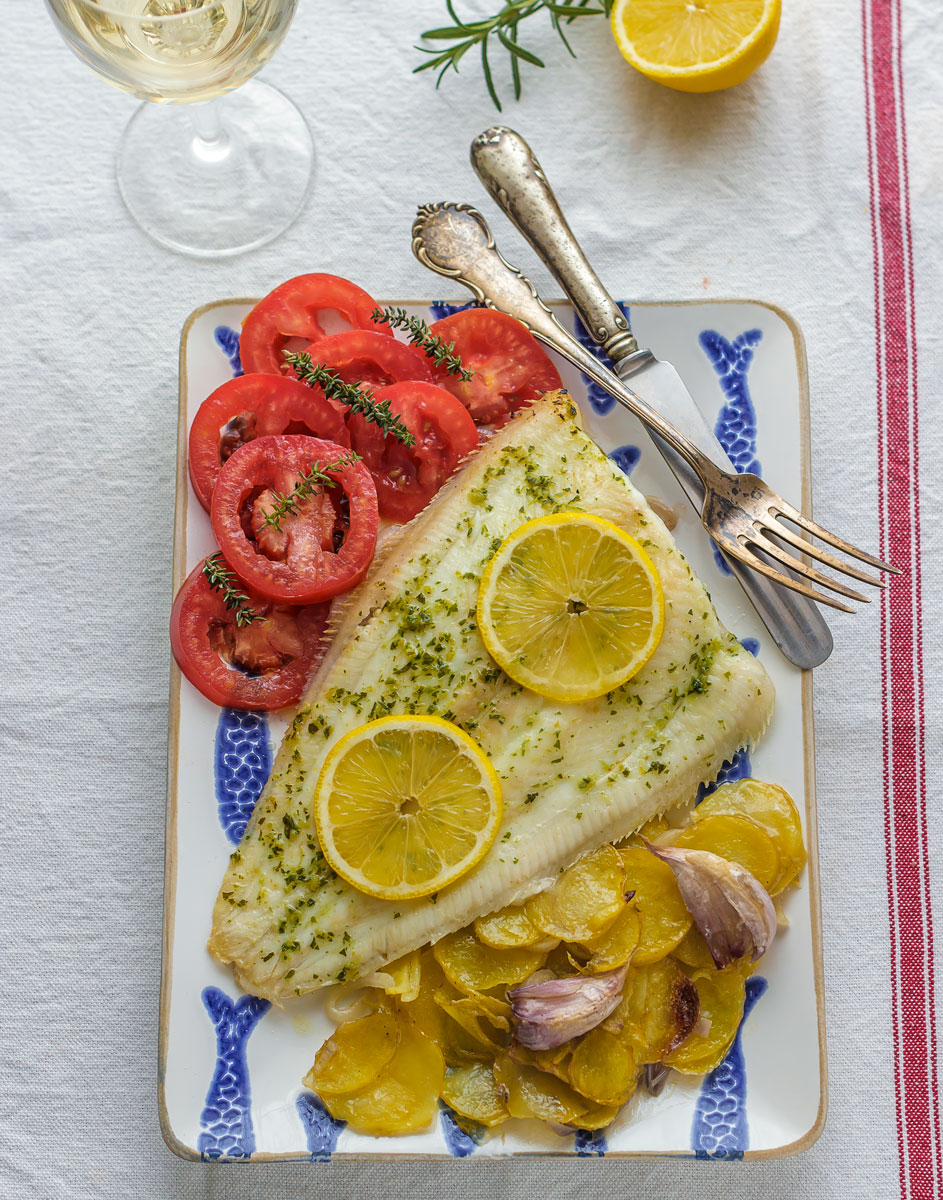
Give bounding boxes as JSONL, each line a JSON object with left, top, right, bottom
{"left": 412, "top": 202, "right": 722, "bottom": 492}
{"left": 471, "top": 126, "right": 639, "bottom": 361}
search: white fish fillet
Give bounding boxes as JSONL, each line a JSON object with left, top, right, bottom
{"left": 209, "top": 394, "right": 774, "bottom": 1000}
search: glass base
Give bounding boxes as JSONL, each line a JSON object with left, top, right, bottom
{"left": 116, "top": 80, "right": 314, "bottom": 258}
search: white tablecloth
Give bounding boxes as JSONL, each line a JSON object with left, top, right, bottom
{"left": 2, "top": 2, "right": 940, "bottom": 1197}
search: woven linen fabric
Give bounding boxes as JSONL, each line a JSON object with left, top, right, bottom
{"left": 1, "top": 1, "right": 939, "bottom": 1197}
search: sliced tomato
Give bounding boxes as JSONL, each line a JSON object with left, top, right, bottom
{"left": 211, "top": 435, "right": 378, "bottom": 604}
{"left": 348, "top": 381, "right": 479, "bottom": 522}
{"left": 170, "top": 558, "right": 330, "bottom": 711}
{"left": 428, "top": 309, "right": 562, "bottom": 426}
{"left": 300, "top": 329, "right": 433, "bottom": 389}
{"left": 240, "top": 273, "right": 391, "bottom": 375}
{"left": 188, "top": 373, "right": 350, "bottom": 511}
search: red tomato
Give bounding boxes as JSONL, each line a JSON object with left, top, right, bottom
{"left": 300, "top": 329, "right": 433, "bottom": 389}
{"left": 348, "top": 381, "right": 479, "bottom": 522}
{"left": 211, "top": 435, "right": 379, "bottom": 604}
{"left": 240, "top": 273, "right": 391, "bottom": 375}
{"left": 188, "top": 373, "right": 350, "bottom": 512}
{"left": 170, "top": 558, "right": 330, "bottom": 711}
{"left": 428, "top": 309, "right": 562, "bottom": 426}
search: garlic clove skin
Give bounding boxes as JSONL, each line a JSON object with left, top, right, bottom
{"left": 641, "top": 838, "right": 777, "bottom": 968}
{"left": 508, "top": 964, "right": 628, "bottom": 1050}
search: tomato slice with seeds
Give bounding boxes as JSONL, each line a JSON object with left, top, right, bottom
{"left": 188, "top": 373, "right": 350, "bottom": 511}
{"left": 211, "top": 435, "right": 379, "bottom": 604}
{"left": 348, "top": 381, "right": 479, "bottom": 522}
{"left": 170, "top": 558, "right": 330, "bottom": 711}
{"left": 240, "top": 273, "right": 390, "bottom": 375}
{"left": 428, "top": 309, "right": 562, "bottom": 426}
{"left": 300, "top": 329, "right": 433, "bottom": 389}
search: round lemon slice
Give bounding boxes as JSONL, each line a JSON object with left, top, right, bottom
{"left": 610, "top": 0, "right": 781, "bottom": 94}
{"left": 477, "top": 512, "right": 664, "bottom": 703}
{"left": 314, "top": 715, "right": 502, "bottom": 901}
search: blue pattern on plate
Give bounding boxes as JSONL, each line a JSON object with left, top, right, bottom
{"left": 741, "top": 637, "right": 760, "bottom": 658}
{"left": 609, "top": 444, "right": 642, "bottom": 476}
{"left": 697, "top": 746, "right": 753, "bottom": 804}
{"left": 198, "top": 987, "right": 270, "bottom": 1159}
{"left": 690, "top": 976, "right": 768, "bottom": 1159}
{"left": 215, "top": 325, "right": 243, "bottom": 378}
{"left": 574, "top": 1128, "right": 608, "bottom": 1156}
{"left": 215, "top": 708, "right": 272, "bottom": 845}
{"left": 573, "top": 306, "right": 632, "bottom": 416}
{"left": 439, "top": 1104, "right": 479, "bottom": 1157}
{"left": 698, "top": 328, "right": 762, "bottom": 575}
{"left": 296, "top": 1093, "right": 345, "bottom": 1161}
{"left": 429, "top": 300, "right": 481, "bottom": 321}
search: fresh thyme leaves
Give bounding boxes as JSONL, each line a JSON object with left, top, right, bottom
{"left": 284, "top": 351, "right": 416, "bottom": 447}
{"left": 371, "top": 306, "right": 473, "bottom": 381}
{"left": 256, "top": 451, "right": 362, "bottom": 534}
{"left": 202, "top": 552, "right": 260, "bottom": 627}
{"left": 414, "top": 0, "right": 612, "bottom": 110}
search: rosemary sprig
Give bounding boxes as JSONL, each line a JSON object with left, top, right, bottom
{"left": 256, "top": 452, "right": 362, "bottom": 534}
{"left": 202, "top": 553, "right": 260, "bottom": 627}
{"left": 371, "top": 306, "right": 473, "bottom": 381}
{"left": 284, "top": 351, "right": 417, "bottom": 447}
{"left": 414, "top": 0, "right": 612, "bottom": 110}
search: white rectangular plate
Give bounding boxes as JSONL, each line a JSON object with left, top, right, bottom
{"left": 160, "top": 297, "right": 826, "bottom": 1162}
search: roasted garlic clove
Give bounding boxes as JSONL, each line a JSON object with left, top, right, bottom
{"left": 508, "top": 964, "right": 629, "bottom": 1050}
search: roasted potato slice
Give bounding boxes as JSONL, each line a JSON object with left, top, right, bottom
{"left": 303, "top": 1011, "right": 401, "bottom": 1097}
{"left": 474, "top": 903, "right": 551, "bottom": 950}
{"left": 618, "top": 845, "right": 692, "bottom": 963}
{"left": 442, "top": 1063, "right": 508, "bottom": 1128}
{"left": 508, "top": 1040, "right": 573, "bottom": 1084}
{"left": 527, "top": 845, "right": 628, "bottom": 942}
{"left": 322, "top": 1021, "right": 445, "bottom": 1136}
{"left": 580, "top": 902, "right": 642, "bottom": 972}
{"left": 493, "top": 1055, "right": 588, "bottom": 1125}
{"left": 433, "top": 928, "right": 547, "bottom": 994}
{"left": 674, "top": 812, "right": 780, "bottom": 891}
{"left": 664, "top": 966, "right": 747, "bottom": 1074}
{"left": 694, "top": 779, "right": 806, "bottom": 893}
{"left": 568, "top": 1028, "right": 638, "bottom": 1106}
{"left": 671, "top": 926, "right": 716, "bottom": 971}
{"left": 398, "top": 952, "right": 486, "bottom": 1066}
{"left": 576, "top": 1102, "right": 621, "bottom": 1130}
{"left": 606, "top": 958, "right": 700, "bottom": 1064}
{"left": 435, "top": 984, "right": 510, "bottom": 1054}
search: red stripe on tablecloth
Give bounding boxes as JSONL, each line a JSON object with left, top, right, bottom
{"left": 863, "top": 1, "right": 939, "bottom": 1197}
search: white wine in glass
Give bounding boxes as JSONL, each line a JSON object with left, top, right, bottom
{"left": 46, "top": 0, "right": 314, "bottom": 257}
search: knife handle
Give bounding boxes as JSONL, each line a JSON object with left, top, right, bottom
{"left": 471, "top": 126, "right": 639, "bottom": 360}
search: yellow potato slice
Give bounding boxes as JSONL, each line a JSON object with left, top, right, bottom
{"left": 694, "top": 779, "right": 806, "bottom": 893}
{"left": 577, "top": 1102, "right": 621, "bottom": 1130}
{"left": 442, "top": 1063, "right": 509, "bottom": 1128}
{"left": 671, "top": 926, "right": 716, "bottom": 971}
{"left": 674, "top": 812, "right": 780, "bottom": 891}
{"left": 619, "top": 845, "right": 692, "bottom": 963}
{"left": 474, "top": 903, "right": 550, "bottom": 949}
{"left": 509, "top": 1041, "right": 574, "bottom": 1084}
{"left": 435, "top": 984, "right": 510, "bottom": 1055}
{"left": 664, "top": 966, "right": 747, "bottom": 1074}
{"left": 303, "top": 1011, "right": 401, "bottom": 1097}
{"left": 606, "top": 958, "right": 700, "bottom": 1064}
{"left": 493, "top": 1055, "right": 589, "bottom": 1125}
{"left": 433, "top": 928, "right": 548, "bottom": 993}
{"left": 322, "top": 1022, "right": 445, "bottom": 1136}
{"left": 569, "top": 1028, "right": 638, "bottom": 1106}
{"left": 580, "top": 902, "right": 642, "bottom": 972}
{"left": 527, "top": 845, "right": 628, "bottom": 942}
{"left": 397, "top": 952, "right": 486, "bottom": 1066}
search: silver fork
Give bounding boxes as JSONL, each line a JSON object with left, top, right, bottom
{"left": 412, "top": 201, "right": 900, "bottom": 612}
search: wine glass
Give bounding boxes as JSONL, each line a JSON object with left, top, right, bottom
{"left": 45, "top": 0, "right": 314, "bottom": 258}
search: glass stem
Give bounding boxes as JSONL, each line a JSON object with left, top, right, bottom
{"left": 189, "top": 96, "right": 230, "bottom": 160}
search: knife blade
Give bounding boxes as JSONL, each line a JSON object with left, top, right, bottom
{"left": 470, "top": 126, "right": 832, "bottom": 669}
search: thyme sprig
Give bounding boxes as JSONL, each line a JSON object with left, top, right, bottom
{"left": 256, "top": 452, "right": 362, "bottom": 534}
{"left": 414, "top": 0, "right": 612, "bottom": 110}
{"left": 371, "top": 306, "right": 473, "bottom": 381}
{"left": 284, "top": 351, "right": 416, "bottom": 447}
{"left": 202, "top": 553, "right": 260, "bottom": 627}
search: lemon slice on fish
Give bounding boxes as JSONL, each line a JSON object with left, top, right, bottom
{"left": 477, "top": 512, "right": 664, "bottom": 703}
{"left": 314, "top": 715, "right": 502, "bottom": 901}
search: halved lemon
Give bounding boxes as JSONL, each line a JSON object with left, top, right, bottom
{"left": 477, "top": 512, "right": 665, "bottom": 703}
{"left": 610, "top": 0, "right": 781, "bottom": 93}
{"left": 314, "top": 715, "right": 502, "bottom": 901}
